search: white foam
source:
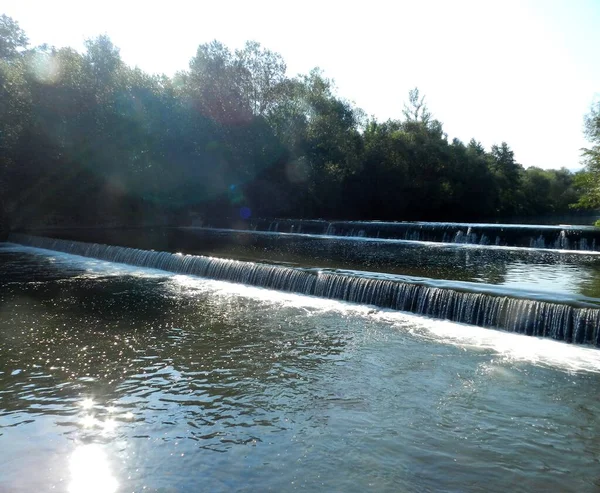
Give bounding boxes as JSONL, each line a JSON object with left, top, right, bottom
{"left": 5, "top": 243, "right": 600, "bottom": 374}
{"left": 166, "top": 274, "right": 600, "bottom": 374}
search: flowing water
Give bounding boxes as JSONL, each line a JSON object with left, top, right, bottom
{"left": 23, "top": 227, "right": 600, "bottom": 300}
{"left": 2, "top": 244, "right": 600, "bottom": 492}
{"left": 9, "top": 235, "right": 600, "bottom": 345}
{"left": 218, "top": 218, "right": 600, "bottom": 251}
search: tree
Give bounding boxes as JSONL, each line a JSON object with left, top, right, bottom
{"left": 573, "top": 100, "right": 600, "bottom": 209}
{"left": 490, "top": 142, "right": 523, "bottom": 215}
{"left": 185, "top": 40, "right": 250, "bottom": 125}
{"left": 0, "top": 15, "right": 28, "bottom": 60}
{"left": 235, "top": 41, "right": 287, "bottom": 118}
{"left": 402, "top": 87, "right": 431, "bottom": 124}
{"left": 0, "top": 25, "right": 586, "bottom": 227}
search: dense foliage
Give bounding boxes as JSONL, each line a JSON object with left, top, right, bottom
{"left": 573, "top": 100, "right": 600, "bottom": 211}
{"left": 0, "top": 16, "right": 586, "bottom": 227}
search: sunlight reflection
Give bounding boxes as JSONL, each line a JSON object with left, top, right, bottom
{"left": 402, "top": 315, "right": 600, "bottom": 373}
{"left": 80, "top": 398, "right": 94, "bottom": 410}
{"left": 80, "top": 415, "right": 98, "bottom": 428}
{"left": 102, "top": 419, "right": 118, "bottom": 434}
{"left": 68, "top": 444, "right": 118, "bottom": 493}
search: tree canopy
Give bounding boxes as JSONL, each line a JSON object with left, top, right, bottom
{"left": 0, "top": 16, "right": 587, "bottom": 228}
{"left": 572, "top": 100, "right": 600, "bottom": 210}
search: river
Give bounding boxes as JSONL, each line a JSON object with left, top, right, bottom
{"left": 2, "top": 244, "right": 600, "bottom": 492}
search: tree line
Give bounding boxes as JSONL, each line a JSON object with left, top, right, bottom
{"left": 0, "top": 15, "right": 594, "bottom": 228}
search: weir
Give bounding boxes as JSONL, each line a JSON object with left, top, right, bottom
{"left": 233, "top": 219, "right": 600, "bottom": 251}
{"left": 8, "top": 233, "right": 600, "bottom": 347}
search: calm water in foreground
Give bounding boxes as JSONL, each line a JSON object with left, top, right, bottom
{"left": 2, "top": 245, "right": 600, "bottom": 492}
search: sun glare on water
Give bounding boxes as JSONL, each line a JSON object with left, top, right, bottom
{"left": 68, "top": 444, "right": 118, "bottom": 493}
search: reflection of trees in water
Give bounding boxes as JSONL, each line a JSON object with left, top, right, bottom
{"left": 579, "top": 274, "right": 600, "bottom": 300}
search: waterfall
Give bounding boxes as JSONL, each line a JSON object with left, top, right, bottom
{"left": 238, "top": 219, "right": 600, "bottom": 251}
{"left": 454, "top": 230, "right": 465, "bottom": 243}
{"left": 8, "top": 233, "right": 600, "bottom": 347}
{"left": 450, "top": 227, "right": 478, "bottom": 245}
{"left": 555, "top": 230, "right": 569, "bottom": 250}
{"left": 530, "top": 235, "right": 546, "bottom": 249}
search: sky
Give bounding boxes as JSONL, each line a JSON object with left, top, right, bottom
{"left": 2, "top": 0, "right": 599, "bottom": 170}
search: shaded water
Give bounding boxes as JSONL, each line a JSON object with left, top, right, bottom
{"left": 2, "top": 246, "right": 600, "bottom": 492}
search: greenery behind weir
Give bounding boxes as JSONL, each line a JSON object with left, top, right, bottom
{"left": 1, "top": 15, "right": 598, "bottom": 228}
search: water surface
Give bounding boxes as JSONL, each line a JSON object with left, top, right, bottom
{"left": 23, "top": 227, "right": 600, "bottom": 300}
{"left": 2, "top": 246, "right": 600, "bottom": 492}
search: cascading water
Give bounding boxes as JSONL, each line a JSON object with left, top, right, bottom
{"left": 557, "top": 230, "right": 569, "bottom": 250}
{"left": 242, "top": 219, "right": 600, "bottom": 251}
{"left": 9, "top": 233, "right": 600, "bottom": 347}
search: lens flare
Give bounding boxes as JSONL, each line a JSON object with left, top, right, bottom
{"left": 239, "top": 206, "right": 251, "bottom": 219}
{"left": 30, "top": 51, "right": 61, "bottom": 84}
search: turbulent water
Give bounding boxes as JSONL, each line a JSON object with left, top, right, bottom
{"left": 2, "top": 245, "right": 600, "bottom": 493}
{"left": 28, "top": 226, "right": 600, "bottom": 300}
{"left": 9, "top": 234, "right": 600, "bottom": 346}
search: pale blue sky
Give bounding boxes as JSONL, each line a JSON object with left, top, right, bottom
{"left": 3, "top": 0, "right": 599, "bottom": 170}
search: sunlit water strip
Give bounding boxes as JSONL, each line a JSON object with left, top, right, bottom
{"left": 188, "top": 226, "right": 600, "bottom": 255}
{"left": 3, "top": 242, "right": 600, "bottom": 374}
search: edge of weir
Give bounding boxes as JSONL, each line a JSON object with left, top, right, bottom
{"left": 177, "top": 227, "right": 600, "bottom": 255}
{"left": 5, "top": 234, "right": 600, "bottom": 347}
{"left": 5, "top": 234, "right": 600, "bottom": 309}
